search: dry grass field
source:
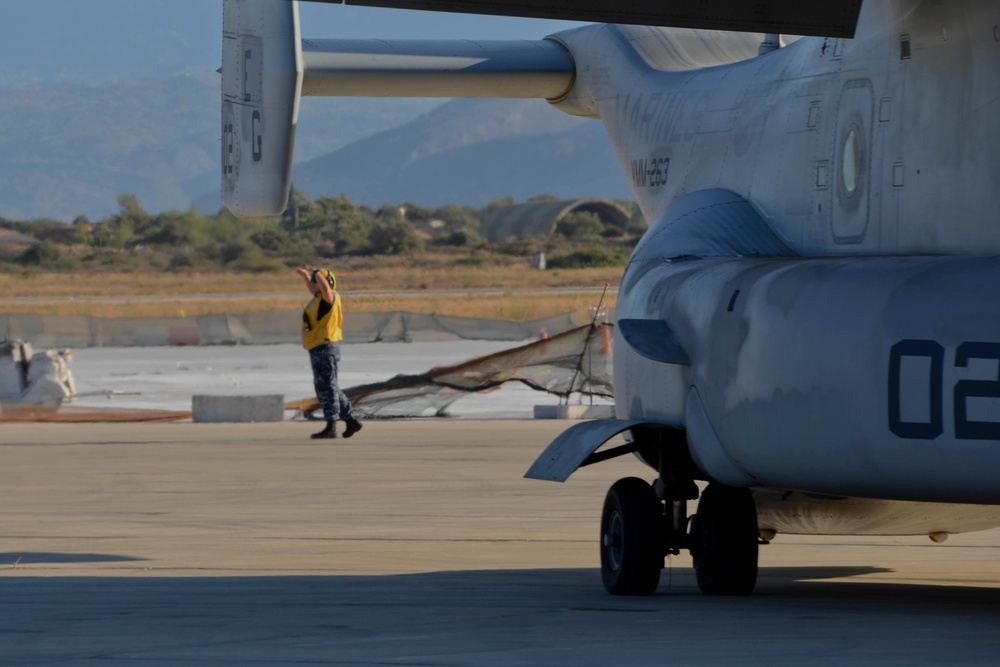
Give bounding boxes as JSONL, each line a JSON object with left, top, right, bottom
{"left": 0, "top": 257, "right": 621, "bottom": 320}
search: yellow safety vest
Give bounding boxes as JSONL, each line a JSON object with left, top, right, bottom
{"left": 302, "top": 293, "right": 344, "bottom": 350}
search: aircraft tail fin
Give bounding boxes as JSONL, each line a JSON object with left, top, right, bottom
{"left": 221, "top": 0, "right": 303, "bottom": 217}
{"left": 221, "top": 0, "right": 575, "bottom": 217}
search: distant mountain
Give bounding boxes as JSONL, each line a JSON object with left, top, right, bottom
{"left": 0, "top": 75, "right": 440, "bottom": 221}
{"left": 0, "top": 74, "right": 217, "bottom": 221}
{"left": 1, "top": 78, "right": 635, "bottom": 222}
{"left": 0, "top": 2, "right": 602, "bottom": 220}
{"left": 293, "top": 98, "right": 632, "bottom": 208}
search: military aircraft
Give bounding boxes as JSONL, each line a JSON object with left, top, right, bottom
{"left": 222, "top": 0, "right": 1000, "bottom": 596}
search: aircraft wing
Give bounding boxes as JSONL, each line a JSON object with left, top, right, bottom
{"left": 305, "top": 0, "right": 864, "bottom": 38}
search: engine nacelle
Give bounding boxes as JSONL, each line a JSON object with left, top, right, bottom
{"left": 617, "top": 254, "right": 1000, "bottom": 505}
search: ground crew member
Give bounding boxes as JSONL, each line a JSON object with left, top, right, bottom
{"left": 297, "top": 265, "right": 363, "bottom": 440}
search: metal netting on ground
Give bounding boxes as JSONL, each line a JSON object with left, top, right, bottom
{"left": 1, "top": 321, "right": 614, "bottom": 422}
{"left": 286, "top": 322, "right": 614, "bottom": 418}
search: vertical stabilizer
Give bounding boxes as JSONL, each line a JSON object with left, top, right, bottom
{"left": 222, "top": 0, "right": 303, "bottom": 217}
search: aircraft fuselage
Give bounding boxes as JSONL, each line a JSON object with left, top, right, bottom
{"left": 546, "top": 0, "right": 1000, "bottom": 519}
{"left": 554, "top": 0, "right": 1000, "bottom": 257}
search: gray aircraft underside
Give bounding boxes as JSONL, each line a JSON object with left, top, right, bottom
{"left": 222, "top": 0, "right": 1000, "bottom": 593}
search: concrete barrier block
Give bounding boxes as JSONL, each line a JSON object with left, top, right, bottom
{"left": 581, "top": 405, "right": 616, "bottom": 419}
{"left": 192, "top": 394, "right": 285, "bottom": 423}
{"left": 533, "top": 405, "right": 558, "bottom": 419}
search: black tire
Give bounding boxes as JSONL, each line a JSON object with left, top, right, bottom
{"left": 689, "top": 483, "right": 758, "bottom": 595}
{"left": 600, "top": 477, "right": 663, "bottom": 595}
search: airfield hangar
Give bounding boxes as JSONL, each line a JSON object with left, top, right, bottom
{"left": 480, "top": 198, "right": 631, "bottom": 242}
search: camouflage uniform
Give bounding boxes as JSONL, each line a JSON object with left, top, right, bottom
{"left": 308, "top": 342, "right": 355, "bottom": 422}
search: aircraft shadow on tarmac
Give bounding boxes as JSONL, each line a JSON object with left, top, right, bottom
{"left": 4, "top": 568, "right": 1000, "bottom": 664}
{"left": 3, "top": 565, "right": 1000, "bottom": 607}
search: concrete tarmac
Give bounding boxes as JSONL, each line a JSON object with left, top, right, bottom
{"left": 3, "top": 420, "right": 1000, "bottom": 665}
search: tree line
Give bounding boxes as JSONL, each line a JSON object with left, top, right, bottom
{"left": 0, "top": 192, "right": 647, "bottom": 272}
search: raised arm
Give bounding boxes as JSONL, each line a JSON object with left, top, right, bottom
{"left": 296, "top": 266, "right": 313, "bottom": 285}
{"left": 314, "top": 268, "right": 335, "bottom": 303}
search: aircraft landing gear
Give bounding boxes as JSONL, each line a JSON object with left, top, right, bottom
{"left": 600, "top": 477, "right": 662, "bottom": 595}
{"left": 599, "top": 476, "right": 759, "bottom": 596}
{"left": 599, "top": 458, "right": 697, "bottom": 596}
{"left": 689, "top": 483, "right": 758, "bottom": 595}
{"left": 598, "top": 430, "right": 758, "bottom": 596}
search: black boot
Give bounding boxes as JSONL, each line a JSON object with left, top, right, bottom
{"left": 342, "top": 417, "right": 363, "bottom": 438}
{"left": 311, "top": 420, "right": 337, "bottom": 439}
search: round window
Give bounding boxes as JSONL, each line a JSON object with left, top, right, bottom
{"left": 842, "top": 128, "right": 861, "bottom": 195}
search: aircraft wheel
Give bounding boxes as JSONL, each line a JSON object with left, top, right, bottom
{"left": 689, "top": 483, "right": 758, "bottom": 595}
{"left": 600, "top": 477, "right": 662, "bottom": 595}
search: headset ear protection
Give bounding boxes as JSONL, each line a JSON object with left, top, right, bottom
{"left": 312, "top": 268, "right": 336, "bottom": 289}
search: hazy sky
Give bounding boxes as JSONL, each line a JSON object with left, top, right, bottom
{"left": 0, "top": 1, "right": 588, "bottom": 86}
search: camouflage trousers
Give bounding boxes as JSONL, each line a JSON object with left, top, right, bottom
{"left": 308, "top": 343, "right": 355, "bottom": 422}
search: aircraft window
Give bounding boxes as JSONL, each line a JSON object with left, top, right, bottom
{"left": 842, "top": 128, "right": 861, "bottom": 195}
